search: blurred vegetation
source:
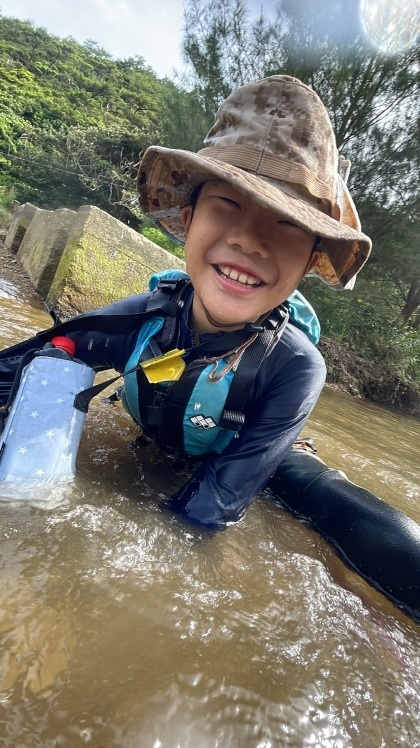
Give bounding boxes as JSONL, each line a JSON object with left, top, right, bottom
{"left": 0, "top": 16, "right": 202, "bottom": 228}
{"left": 0, "top": 5, "right": 418, "bottom": 385}
{"left": 0, "top": 185, "right": 15, "bottom": 229}
{"left": 142, "top": 226, "right": 185, "bottom": 260}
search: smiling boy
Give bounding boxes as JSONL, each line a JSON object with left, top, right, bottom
{"left": 100, "top": 74, "right": 369, "bottom": 526}
{"left": 0, "top": 75, "right": 372, "bottom": 528}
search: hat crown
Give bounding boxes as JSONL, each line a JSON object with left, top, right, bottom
{"left": 201, "top": 75, "right": 338, "bottom": 209}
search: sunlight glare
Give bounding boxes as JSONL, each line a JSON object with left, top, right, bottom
{"left": 360, "top": 0, "right": 420, "bottom": 54}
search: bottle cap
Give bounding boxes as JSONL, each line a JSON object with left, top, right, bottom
{"left": 51, "top": 336, "right": 76, "bottom": 357}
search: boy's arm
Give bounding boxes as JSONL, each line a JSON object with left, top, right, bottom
{"left": 170, "top": 331, "right": 326, "bottom": 528}
{"left": 67, "top": 293, "right": 150, "bottom": 372}
{"left": 0, "top": 293, "right": 150, "bottom": 409}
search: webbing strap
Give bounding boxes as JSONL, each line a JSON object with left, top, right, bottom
{"left": 0, "top": 347, "right": 40, "bottom": 435}
{"left": 154, "top": 362, "right": 206, "bottom": 448}
{"left": 150, "top": 306, "right": 290, "bottom": 450}
{"left": 34, "top": 280, "right": 193, "bottom": 342}
{"left": 219, "top": 307, "right": 289, "bottom": 430}
{"left": 151, "top": 278, "right": 192, "bottom": 349}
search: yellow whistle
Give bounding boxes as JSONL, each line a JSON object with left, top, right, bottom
{"left": 140, "top": 349, "right": 186, "bottom": 384}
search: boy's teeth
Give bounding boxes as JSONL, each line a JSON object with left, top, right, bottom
{"left": 218, "top": 265, "right": 260, "bottom": 286}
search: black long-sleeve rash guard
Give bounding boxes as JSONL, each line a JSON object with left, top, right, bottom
{"left": 69, "top": 291, "right": 327, "bottom": 528}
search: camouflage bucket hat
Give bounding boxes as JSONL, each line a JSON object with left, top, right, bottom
{"left": 138, "top": 75, "right": 371, "bottom": 289}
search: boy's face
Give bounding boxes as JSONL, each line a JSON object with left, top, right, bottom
{"left": 180, "top": 180, "right": 320, "bottom": 334}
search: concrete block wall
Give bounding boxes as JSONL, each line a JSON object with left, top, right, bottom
{"left": 4, "top": 203, "right": 39, "bottom": 254}
{"left": 17, "top": 208, "right": 77, "bottom": 298}
{"left": 5, "top": 203, "right": 185, "bottom": 316}
{"left": 46, "top": 205, "right": 185, "bottom": 316}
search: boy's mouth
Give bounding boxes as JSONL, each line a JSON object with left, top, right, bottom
{"left": 215, "top": 265, "right": 263, "bottom": 287}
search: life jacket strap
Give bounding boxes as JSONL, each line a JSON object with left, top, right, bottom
{"left": 148, "top": 278, "right": 192, "bottom": 350}
{"left": 147, "top": 305, "right": 290, "bottom": 450}
{"left": 219, "top": 306, "right": 289, "bottom": 430}
{"left": 60, "top": 279, "right": 193, "bottom": 415}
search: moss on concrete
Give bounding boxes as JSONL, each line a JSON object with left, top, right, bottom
{"left": 17, "top": 208, "right": 76, "bottom": 296}
{"left": 46, "top": 205, "right": 185, "bottom": 315}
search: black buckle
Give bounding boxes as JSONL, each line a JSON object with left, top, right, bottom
{"left": 147, "top": 389, "right": 167, "bottom": 426}
{"left": 156, "top": 278, "right": 187, "bottom": 292}
{"left": 245, "top": 323, "right": 265, "bottom": 333}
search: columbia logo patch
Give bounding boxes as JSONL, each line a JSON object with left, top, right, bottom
{"left": 190, "top": 415, "right": 217, "bottom": 430}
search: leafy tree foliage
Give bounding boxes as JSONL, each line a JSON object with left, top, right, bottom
{"left": 182, "top": 0, "right": 277, "bottom": 121}
{"left": 158, "top": 80, "right": 210, "bottom": 152}
{"left": 0, "top": 184, "right": 15, "bottom": 229}
{"left": 0, "top": 16, "right": 173, "bottom": 227}
{"left": 142, "top": 226, "right": 185, "bottom": 260}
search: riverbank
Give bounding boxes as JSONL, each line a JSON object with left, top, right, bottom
{"left": 1, "top": 238, "right": 419, "bottom": 417}
{"left": 317, "top": 338, "right": 419, "bottom": 417}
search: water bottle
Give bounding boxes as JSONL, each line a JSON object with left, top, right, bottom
{"left": 0, "top": 336, "right": 95, "bottom": 484}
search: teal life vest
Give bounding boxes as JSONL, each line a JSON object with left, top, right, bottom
{"left": 119, "top": 271, "right": 320, "bottom": 457}
{"left": 122, "top": 317, "right": 240, "bottom": 455}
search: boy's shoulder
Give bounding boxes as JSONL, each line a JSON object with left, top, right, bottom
{"left": 263, "top": 321, "right": 326, "bottom": 382}
{"left": 86, "top": 291, "right": 151, "bottom": 317}
{"left": 278, "top": 322, "right": 325, "bottom": 363}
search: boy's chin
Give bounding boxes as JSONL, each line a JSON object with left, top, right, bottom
{"left": 205, "top": 307, "right": 262, "bottom": 331}
{"left": 193, "top": 294, "right": 274, "bottom": 333}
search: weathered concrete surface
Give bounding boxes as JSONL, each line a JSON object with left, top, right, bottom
{"left": 4, "top": 203, "right": 39, "bottom": 254}
{"left": 17, "top": 208, "right": 76, "bottom": 297}
{"left": 46, "top": 205, "right": 185, "bottom": 315}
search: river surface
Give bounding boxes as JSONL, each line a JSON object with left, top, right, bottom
{"left": 0, "top": 278, "right": 419, "bottom": 747}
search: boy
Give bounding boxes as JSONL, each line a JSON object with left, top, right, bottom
{"left": 1, "top": 75, "right": 372, "bottom": 528}
{"left": 5, "top": 81, "right": 420, "bottom": 620}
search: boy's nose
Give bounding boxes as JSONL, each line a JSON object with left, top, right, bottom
{"left": 227, "top": 223, "right": 271, "bottom": 258}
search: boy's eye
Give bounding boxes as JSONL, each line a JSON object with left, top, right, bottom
{"left": 215, "top": 196, "right": 241, "bottom": 208}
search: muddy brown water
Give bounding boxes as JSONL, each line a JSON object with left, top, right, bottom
{"left": 0, "top": 278, "right": 419, "bottom": 747}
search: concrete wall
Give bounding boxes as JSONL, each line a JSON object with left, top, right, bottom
{"left": 17, "top": 208, "right": 76, "bottom": 297}
{"left": 6, "top": 203, "right": 185, "bottom": 316}
{"left": 4, "top": 203, "right": 39, "bottom": 254}
{"left": 46, "top": 205, "right": 185, "bottom": 315}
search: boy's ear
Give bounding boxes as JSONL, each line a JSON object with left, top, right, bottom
{"left": 180, "top": 205, "right": 193, "bottom": 235}
{"left": 305, "top": 249, "right": 321, "bottom": 275}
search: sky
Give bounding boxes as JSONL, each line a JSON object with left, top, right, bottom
{"left": 0, "top": 0, "right": 278, "bottom": 79}
{"left": 1, "top": 0, "right": 417, "bottom": 76}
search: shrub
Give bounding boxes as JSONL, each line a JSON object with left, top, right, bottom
{"left": 141, "top": 226, "right": 185, "bottom": 261}
{"left": 0, "top": 186, "right": 15, "bottom": 231}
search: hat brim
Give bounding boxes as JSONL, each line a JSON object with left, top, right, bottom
{"left": 138, "top": 146, "right": 372, "bottom": 289}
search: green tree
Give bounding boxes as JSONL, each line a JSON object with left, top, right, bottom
{"left": 181, "top": 0, "right": 420, "bottom": 382}
{"left": 0, "top": 16, "right": 171, "bottom": 224}
{"left": 183, "top": 0, "right": 277, "bottom": 119}
{"left": 159, "top": 80, "right": 209, "bottom": 151}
